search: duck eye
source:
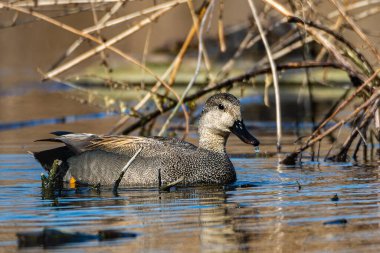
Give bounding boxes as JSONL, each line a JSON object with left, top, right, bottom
{"left": 218, "top": 104, "right": 225, "bottom": 110}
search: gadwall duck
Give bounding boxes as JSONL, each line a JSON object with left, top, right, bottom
{"left": 34, "top": 93, "right": 260, "bottom": 187}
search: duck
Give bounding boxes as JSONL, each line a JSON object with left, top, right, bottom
{"left": 33, "top": 93, "right": 260, "bottom": 187}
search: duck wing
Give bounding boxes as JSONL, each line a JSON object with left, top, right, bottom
{"left": 37, "top": 133, "right": 197, "bottom": 158}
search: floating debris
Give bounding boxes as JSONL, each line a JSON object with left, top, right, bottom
{"left": 113, "top": 147, "right": 143, "bottom": 194}
{"left": 98, "top": 229, "right": 138, "bottom": 241}
{"left": 323, "top": 218, "right": 348, "bottom": 225}
{"left": 331, "top": 193, "right": 340, "bottom": 201}
{"left": 296, "top": 180, "right": 302, "bottom": 191}
{"left": 160, "top": 176, "right": 185, "bottom": 192}
{"left": 41, "top": 159, "right": 62, "bottom": 199}
{"left": 17, "top": 228, "right": 138, "bottom": 248}
{"left": 17, "top": 228, "right": 96, "bottom": 248}
{"left": 224, "top": 181, "right": 259, "bottom": 191}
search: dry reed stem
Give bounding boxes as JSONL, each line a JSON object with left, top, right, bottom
{"left": 262, "top": 0, "right": 358, "bottom": 75}
{"left": 287, "top": 17, "right": 374, "bottom": 77}
{"left": 85, "top": 0, "right": 188, "bottom": 34}
{"left": 169, "top": 3, "right": 208, "bottom": 85}
{"left": 218, "top": 0, "right": 226, "bottom": 52}
{"left": 0, "top": 0, "right": 127, "bottom": 7}
{"left": 120, "top": 61, "right": 349, "bottom": 135}
{"left": 140, "top": 25, "right": 152, "bottom": 89}
{"left": 2, "top": 2, "right": 190, "bottom": 131}
{"left": 328, "top": 0, "right": 380, "bottom": 19}
{"left": 0, "top": 2, "right": 172, "bottom": 83}
{"left": 158, "top": 0, "right": 216, "bottom": 137}
{"left": 49, "top": 0, "right": 187, "bottom": 69}
{"left": 329, "top": 0, "right": 380, "bottom": 61}
{"left": 113, "top": 147, "right": 143, "bottom": 193}
{"left": 43, "top": 7, "right": 190, "bottom": 129}
{"left": 315, "top": 14, "right": 344, "bottom": 62}
{"left": 49, "top": 0, "right": 125, "bottom": 70}
{"left": 249, "top": 0, "right": 282, "bottom": 151}
{"left": 186, "top": 0, "right": 213, "bottom": 79}
{"left": 307, "top": 69, "right": 380, "bottom": 140}
{"left": 214, "top": 30, "right": 254, "bottom": 82}
{"left": 42, "top": 8, "right": 171, "bottom": 79}
{"left": 302, "top": 91, "right": 379, "bottom": 153}
{"left": 332, "top": 99, "right": 379, "bottom": 161}
{"left": 110, "top": 4, "right": 209, "bottom": 135}
{"left": 352, "top": 6, "right": 380, "bottom": 21}
{"left": 89, "top": 1, "right": 109, "bottom": 73}
{"left": 281, "top": 70, "right": 380, "bottom": 164}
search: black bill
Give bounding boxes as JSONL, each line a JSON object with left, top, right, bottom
{"left": 230, "top": 120, "right": 260, "bottom": 146}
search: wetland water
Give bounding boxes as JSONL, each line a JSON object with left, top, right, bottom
{"left": 1, "top": 153, "right": 380, "bottom": 252}
{"left": 0, "top": 85, "right": 380, "bottom": 252}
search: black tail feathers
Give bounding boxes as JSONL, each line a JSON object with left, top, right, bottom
{"left": 33, "top": 146, "right": 74, "bottom": 173}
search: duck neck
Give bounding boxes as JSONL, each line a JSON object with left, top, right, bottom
{"left": 198, "top": 127, "right": 229, "bottom": 153}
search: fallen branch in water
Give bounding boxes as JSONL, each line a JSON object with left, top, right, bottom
{"left": 41, "top": 159, "right": 62, "bottom": 199}
{"left": 160, "top": 176, "right": 185, "bottom": 191}
{"left": 113, "top": 147, "right": 143, "bottom": 194}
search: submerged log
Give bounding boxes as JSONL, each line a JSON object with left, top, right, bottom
{"left": 17, "top": 228, "right": 138, "bottom": 248}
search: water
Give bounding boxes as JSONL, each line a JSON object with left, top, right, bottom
{"left": 0, "top": 152, "right": 379, "bottom": 252}
{"left": 1, "top": 83, "right": 380, "bottom": 251}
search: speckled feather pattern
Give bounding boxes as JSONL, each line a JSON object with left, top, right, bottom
{"left": 36, "top": 93, "right": 255, "bottom": 187}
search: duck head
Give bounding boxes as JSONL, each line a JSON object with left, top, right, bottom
{"left": 198, "top": 93, "right": 260, "bottom": 152}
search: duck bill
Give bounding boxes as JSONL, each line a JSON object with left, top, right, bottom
{"left": 230, "top": 120, "right": 260, "bottom": 146}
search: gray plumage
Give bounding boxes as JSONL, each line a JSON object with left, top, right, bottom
{"left": 34, "top": 93, "right": 260, "bottom": 187}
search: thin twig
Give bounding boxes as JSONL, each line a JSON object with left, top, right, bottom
{"left": 262, "top": 0, "right": 358, "bottom": 77}
{"left": 168, "top": 2, "right": 208, "bottom": 85}
{"left": 306, "top": 69, "right": 380, "bottom": 140}
{"left": 328, "top": 0, "right": 380, "bottom": 19}
{"left": 121, "top": 61, "right": 349, "bottom": 135}
{"left": 248, "top": 0, "right": 282, "bottom": 151}
{"left": 89, "top": 0, "right": 110, "bottom": 73}
{"left": 48, "top": 0, "right": 187, "bottom": 70}
{"left": 86, "top": 0, "right": 187, "bottom": 34}
{"left": 186, "top": 0, "right": 213, "bottom": 80}
{"left": 49, "top": 0, "right": 125, "bottom": 70}
{"left": 331, "top": 101, "right": 379, "bottom": 161}
{"left": 42, "top": 7, "right": 173, "bottom": 79}
{"left": 109, "top": 3, "right": 209, "bottom": 135}
{"left": 3, "top": 3, "right": 190, "bottom": 129}
{"left": 0, "top": 0, "right": 127, "bottom": 7}
{"left": 158, "top": 0, "right": 216, "bottom": 136}
{"left": 218, "top": 0, "right": 226, "bottom": 52}
{"left": 330, "top": 0, "right": 380, "bottom": 61}
{"left": 287, "top": 16, "right": 374, "bottom": 77}
{"left": 2, "top": 3, "right": 172, "bottom": 85}
{"left": 113, "top": 147, "right": 143, "bottom": 193}
{"left": 282, "top": 89, "right": 380, "bottom": 164}
{"left": 160, "top": 176, "right": 185, "bottom": 191}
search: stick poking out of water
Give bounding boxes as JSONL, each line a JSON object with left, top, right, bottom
{"left": 113, "top": 147, "right": 143, "bottom": 193}
{"left": 160, "top": 176, "right": 185, "bottom": 191}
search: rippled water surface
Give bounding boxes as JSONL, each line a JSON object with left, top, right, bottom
{"left": 1, "top": 152, "right": 379, "bottom": 252}
{"left": 1, "top": 84, "right": 380, "bottom": 252}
